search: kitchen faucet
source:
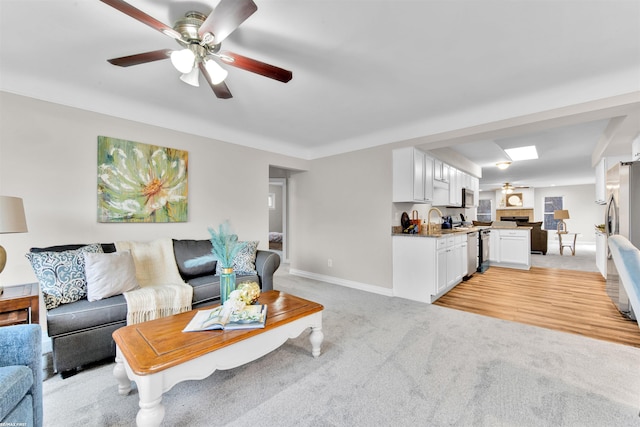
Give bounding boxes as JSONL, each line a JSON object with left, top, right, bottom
{"left": 427, "top": 207, "right": 443, "bottom": 235}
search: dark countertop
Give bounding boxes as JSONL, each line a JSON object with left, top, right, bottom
{"left": 392, "top": 226, "right": 481, "bottom": 238}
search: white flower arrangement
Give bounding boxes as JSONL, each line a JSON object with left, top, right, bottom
{"left": 222, "top": 290, "right": 246, "bottom": 314}
{"left": 220, "top": 289, "right": 263, "bottom": 323}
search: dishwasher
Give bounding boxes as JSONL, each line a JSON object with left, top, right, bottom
{"left": 465, "top": 231, "right": 478, "bottom": 280}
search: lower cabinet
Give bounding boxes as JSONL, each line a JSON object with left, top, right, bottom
{"left": 393, "top": 234, "right": 467, "bottom": 303}
{"left": 490, "top": 228, "right": 531, "bottom": 270}
{"left": 595, "top": 231, "right": 607, "bottom": 279}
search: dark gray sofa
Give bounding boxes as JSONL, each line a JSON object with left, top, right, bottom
{"left": 29, "top": 239, "right": 280, "bottom": 377}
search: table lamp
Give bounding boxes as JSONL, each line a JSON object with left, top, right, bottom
{"left": 0, "top": 196, "right": 28, "bottom": 295}
{"left": 554, "top": 209, "right": 570, "bottom": 233}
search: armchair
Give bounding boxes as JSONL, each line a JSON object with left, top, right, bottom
{"left": 0, "top": 324, "right": 43, "bottom": 427}
{"left": 522, "top": 222, "right": 548, "bottom": 255}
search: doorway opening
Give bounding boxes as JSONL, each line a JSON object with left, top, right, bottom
{"left": 268, "top": 175, "right": 287, "bottom": 262}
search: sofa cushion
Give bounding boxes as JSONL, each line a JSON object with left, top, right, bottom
{"left": 173, "top": 239, "right": 216, "bottom": 279}
{"left": 26, "top": 244, "right": 103, "bottom": 309}
{"left": 30, "top": 243, "right": 116, "bottom": 254}
{"left": 0, "top": 366, "right": 33, "bottom": 421}
{"left": 216, "top": 241, "right": 259, "bottom": 275}
{"left": 46, "top": 294, "right": 128, "bottom": 337}
{"left": 2, "top": 393, "right": 33, "bottom": 426}
{"left": 517, "top": 221, "right": 543, "bottom": 229}
{"left": 84, "top": 251, "right": 140, "bottom": 301}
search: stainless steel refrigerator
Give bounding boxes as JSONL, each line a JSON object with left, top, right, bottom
{"left": 605, "top": 161, "right": 640, "bottom": 319}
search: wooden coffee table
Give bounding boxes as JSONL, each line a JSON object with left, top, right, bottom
{"left": 112, "top": 290, "right": 324, "bottom": 427}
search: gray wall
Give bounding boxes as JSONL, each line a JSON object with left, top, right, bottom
{"left": 0, "top": 91, "right": 613, "bottom": 301}
{"left": 0, "top": 92, "right": 309, "bottom": 286}
{"left": 289, "top": 145, "right": 394, "bottom": 291}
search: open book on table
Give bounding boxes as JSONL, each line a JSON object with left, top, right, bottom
{"left": 183, "top": 304, "right": 267, "bottom": 332}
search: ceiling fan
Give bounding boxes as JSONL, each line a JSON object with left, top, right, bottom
{"left": 99, "top": 0, "right": 293, "bottom": 99}
{"left": 499, "top": 182, "right": 529, "bottom": 194}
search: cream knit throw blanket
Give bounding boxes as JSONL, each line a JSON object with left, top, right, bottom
{"left": 115, "top": 238, "right": 193, "bottom": 325}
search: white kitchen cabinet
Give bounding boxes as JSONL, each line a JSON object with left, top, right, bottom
{"left": 489, "top": 229, "right": 500, "bottom": 263}
{"left": 445, "top": 236, "right": 458, "bottom": 287}
{"left": 595, "top": 157, "right": 607, "bottom": 204}
{"left": 448, "top": 167, "right": 462, "bottom": 207}
{"left": 393, "top": 234, "right": 467, "bottom": 303}
{"left": 489, "top": 228, "right": 531, "bottom": 270}
{"left": 436, "top": 239, "right": 449, "bottom": 294}
{"left": 595, "top": 231, "right": 607, "bottom": 279}
{"left": 424, "top": 155, "right": 434, "bottom": 202}
{"left": 470, "top": 176, "right": 479, "bottom": 207}
{"left": 454, "top": 236, "right": 467, "bottom": 284}
{"left": 434, "top": 159, "right": 448, "bottom": 183}
{"left": 392, "top": 147, "right": 433, "bottom": 203}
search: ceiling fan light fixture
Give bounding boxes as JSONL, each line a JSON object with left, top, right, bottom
{"left": 170, "top": 48, "right": 196, "bottom": 74}
{"left": 204, "top": 58, "right": 228, "bottom": 85}
{"left": 180, "top": 68, "right": 200, "bottom": 87}
{"left": 501, "top": 182, "right": 515, "bottom": 194}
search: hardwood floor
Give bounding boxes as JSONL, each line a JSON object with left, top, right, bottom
{"left": 434, "top": 266, "right": 640, "bottom": 348}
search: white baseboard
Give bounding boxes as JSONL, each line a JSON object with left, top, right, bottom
{"left": 288, "top": 269, "right": 394, "bottom": 297}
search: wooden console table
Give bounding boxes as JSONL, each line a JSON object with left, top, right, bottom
{"left": 0, "top": 283, "right": 39, "bottom": 326}
{"left": 558, "top": 232, "right": 578, "bottom": 256}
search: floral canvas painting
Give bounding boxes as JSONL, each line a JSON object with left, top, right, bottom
{"left": 97, "top": 136, "right": 188, "bottom": 223}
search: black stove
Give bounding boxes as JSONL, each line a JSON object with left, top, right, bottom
{"left": 477, "top": 228, "right": 491, "bottom": 273}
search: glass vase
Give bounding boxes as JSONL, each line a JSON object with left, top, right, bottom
{"left": 220, "top": 267, "right": 236, "bottom": 304}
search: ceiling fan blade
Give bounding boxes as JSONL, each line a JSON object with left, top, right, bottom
{"left": 99, "top": 0, "right": 182, "bottom": 40}
{"left": 198, "top": 0, "right": 257, "bottom": 44}
{"left": 199, "top": 63, "right": 233, "bottom": 99}
{"left": 219, "top": 51, "right": 292, "bottom": 83}
{"left": 107, "top": 49, "right": 172, "bottom": 67}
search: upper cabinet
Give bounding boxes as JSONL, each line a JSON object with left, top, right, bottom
{"left": 433, "top": 159, "right": 448, "bottom": 183}
{"left": 394, "top": 148, "right": 478, "bottom": 207}
{"left": 448, "top": 167, "right": 462, "bottom": 207}
{"left": 595, "top": 157, "right": 607, "bottom": 204}
{"left": 393, "top": 147, "right": 433, "bottom": 203}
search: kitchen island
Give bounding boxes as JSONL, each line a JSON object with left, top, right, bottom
{"left": 392, "top": 225, "right": 531, "bottom": 303}
{"left": 392, "top": 228, "right": 473, "bottom": 303}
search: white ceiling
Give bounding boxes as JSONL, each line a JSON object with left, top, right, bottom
{"left": 1, "top": 0, "right": 639, "bottom": 191}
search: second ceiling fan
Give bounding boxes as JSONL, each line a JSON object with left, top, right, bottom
{"left": 99, "top": 0, "right": 293, "bottom": 99}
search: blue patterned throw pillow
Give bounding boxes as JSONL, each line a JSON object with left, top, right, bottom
{"left": 216, "top": 241, "right": 259, "bottom": 275}
{"left": 26, "top": 243, "right": 103, "bottom": 309}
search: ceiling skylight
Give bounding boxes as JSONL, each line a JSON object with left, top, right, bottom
{"left": 504, "top": 145, "right": 538, "bottom": 161}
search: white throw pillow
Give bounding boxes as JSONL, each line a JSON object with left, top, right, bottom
{"left": 84, "top": 251, "right": 140, "bottom": 301}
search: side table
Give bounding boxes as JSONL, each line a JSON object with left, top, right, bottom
{"left": 0, "top": 283, "right": 39, "bottom": 326}
{"left": 557, "top": 232, "right": 578, "bottom": 256}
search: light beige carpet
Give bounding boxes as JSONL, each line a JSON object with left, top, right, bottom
{"left": 42, "top": 268, "right": 640, "bottom": 426}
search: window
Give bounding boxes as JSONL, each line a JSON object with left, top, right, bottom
{"left": 477, "top": 199, "right": 492, "bottom": 222}
{"left": 543, "top": 196, "right": 563, "bottom": 230}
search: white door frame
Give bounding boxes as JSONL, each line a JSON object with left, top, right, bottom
{"left": 269, "top": 178, "right": 288, "bottom": 262}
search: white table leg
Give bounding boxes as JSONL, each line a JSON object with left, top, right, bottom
{"left": 309, "top": 325, "right": 324, "bottom": 358}
{"left": 113, "top": 347, "right": 131, "bottom": 395}
{"left": 135, "top": 375, "right": 165, "bottom": 427}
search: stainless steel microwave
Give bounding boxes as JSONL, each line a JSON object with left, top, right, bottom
{"left": 462, "top": 188, "right": 474, "bottom": 208}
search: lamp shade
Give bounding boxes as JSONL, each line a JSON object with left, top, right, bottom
{"left": 204, "top": 59, "right": 228, "bottom": 85}
{"left": 170, "top": 49, "right": 196, "bottom": 74}
{"left": 0, "top": 196, "right": 27, "bottom": 233}
{"left": 554, "top": 210, "right": 570, "bottom": 220}
{"left": 180, "top": 67, "right": 200, "bottom": 87}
